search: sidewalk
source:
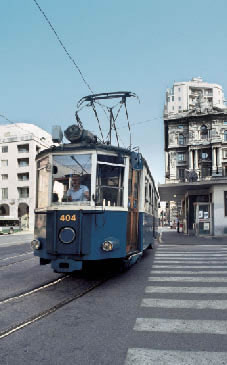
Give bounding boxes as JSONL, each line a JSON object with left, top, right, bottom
{"left": 160, "top": 229, "right": 227, "bottom": 245}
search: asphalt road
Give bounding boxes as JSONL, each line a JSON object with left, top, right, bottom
{"left": 1, "top": 233, "right": 227, "bottom": 364}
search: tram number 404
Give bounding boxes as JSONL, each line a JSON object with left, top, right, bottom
{"left": 59, "top": 214, "right": 77, "bottom": 222}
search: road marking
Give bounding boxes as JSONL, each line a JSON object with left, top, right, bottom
{"left": 145, "top": 286, "right": 227, "bottom": 294}
{"left": 154, "top": 257, "right": 227, "bottom": 260}
{"left": 153, "top": 260, "right": 227, "bottom": 264}
{"left": 134, "top": 318, "right": 227, "bottom": 334}
{"left": 152, "top": 265, "right": 227, "bottom": 268}
{"left": 150, "top": 270, "right": 227, "bottom": 274}
{"left": 125, "top": 349, "right": 227, "bottom": 365}
{"left": 155, "top": 253, "right": 227, "bottom": 256}
{"left": 0, "top": 251, "right": 32, "bottom": 262}
{"left": 148, "top": 276, "right": 227, "bottom": 282}
{"left": 142, "top": 298, "right": 227, "bottom": 309}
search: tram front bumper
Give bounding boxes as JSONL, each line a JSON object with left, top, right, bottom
{"left": 51, "top": 259, "right": 83, "bottom": 273}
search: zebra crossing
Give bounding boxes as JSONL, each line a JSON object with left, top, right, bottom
{"left": 125, "top": 244, "right": 227, "bottom": 364}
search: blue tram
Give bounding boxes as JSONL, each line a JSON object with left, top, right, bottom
{"left": 31, "top": 130, "right": 158, "bottom": 273}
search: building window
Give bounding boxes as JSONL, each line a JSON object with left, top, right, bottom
{"left": 17, "top": 144, "right": 29, "bottom": 153}
{"left": 200, "top": 125, "right": 208, "bottom": 140}
{"left": 1, "top": 160, "right": 8, "bottom": 167}
{"left": 168, "top": 97, "right": 170, "bottom": 102}
{"left": 18, "top": 187, "right": 29, "bottom": 198}
{"left": 1, "top": 174, "right": 8, "bottom": 180}
{"left": 17, "top": 173, "right": 29, "bottom": 181}
{"left": 2, "top": 188, "right": 8, "bottom": 199}
{"left": 172, "top": 96, "right": 174, "bottom": 101}
{"left": 223, "top": 121, "right": 227, "bottom": 125}
{"left": 178, "top": 125, "right": 183, "bottom": 129}
{"left": 178, "top": 88, "right": 181, "bottom": 92}
{"left": 224, "top": 130, "right": 227, "bottom": 141}
{"left": 2, "top": 146, "right": 8, "bottom": 153}
{"left": 201, "top": 152, "right": 209, "bottom": 160}
{"left": 178, "top": 152, "right": 185, "bottom": 161}
{"left": 178, "top": 97, "right": 181, "bottom": 101}
{"left": 224, "top": 191, "right": 227, "bottom": 216}
{"left": 201, "top": 167, "right": 212, "bottom": 178}
{"left": 18, "top": 158, "right": 29, "bottom": 167}
{"left": 178, "top": 168, "right": 185, "bottom": 180}
{"left": 223, "top": 150, "right": 227, "bottom": 158}
{"left": 178, "top": 134, "right": 185, "bottom": 145}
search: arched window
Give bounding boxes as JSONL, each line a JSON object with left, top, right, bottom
{"left": 224, "top": 130, "right": 227, "bottom": 141}
{"left": 200, "top": 125, "right": 208, "bottom": 139}
{"left": 178, "top": 134, "right": 185, "bottom": 145}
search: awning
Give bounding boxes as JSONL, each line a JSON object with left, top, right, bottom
{"left": 158, "top": 178, "right": 227, "bottom": 202}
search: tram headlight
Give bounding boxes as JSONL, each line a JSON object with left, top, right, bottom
{"left": 102, "top": 241, "right": 113, "bottom": 252}
{"left": 31, "top": 239, "right": 41, "bottom": 250}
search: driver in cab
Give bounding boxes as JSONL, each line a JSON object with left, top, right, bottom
{"left": 67, "top": 174, "right": 89, "bottom": 202}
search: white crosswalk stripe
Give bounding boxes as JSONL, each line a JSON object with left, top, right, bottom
{"left": 154, "top": 258, "right": 227, "bottom": 267}
{"left": 148, "top": 276, "right": 227, "bottom": 282}
{"left": 142, "top": 298, "right": 227, "bottom": 309}
{"left": 125, "top": 244, "right": 227, "bottom": 365}
{"left": 145, "top": 286, "right": 227, "bottom": 293}
{"left": 134, "top": 318, "right": 227, "bottom": 334}
{"left": 155, "top": 253, "right": 227, "bottom": 256}
{"left": 150, "top": 270, "right": 227, "bottom": 274}
{"left": 152, "top": 265, "right": 227, "bottom": 268}
{"left": 125, "top": 349, "right": 227, "bottom": 365}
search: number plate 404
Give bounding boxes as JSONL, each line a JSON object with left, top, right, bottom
{"left": 59, "top": 214, "right": 76, "bottom": 222}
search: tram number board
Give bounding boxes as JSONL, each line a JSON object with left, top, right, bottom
{"left": 59, "top": 214, "right": 76, "bottom": 222}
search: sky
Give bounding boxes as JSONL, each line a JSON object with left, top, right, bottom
{"left": 1, "top": 0, "right": 227, "bottom": 184}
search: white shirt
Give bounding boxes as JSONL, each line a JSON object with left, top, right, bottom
{"left": 67, "top": 185, "right": 89, "bottom": 201}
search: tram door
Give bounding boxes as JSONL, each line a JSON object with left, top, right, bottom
{"left": 126, "top": 168, "right": 139, "bottom": 253}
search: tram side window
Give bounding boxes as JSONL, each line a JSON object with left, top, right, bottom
{"left": 52, "top": 154, "right": 91, "bottom": 204}
{"left": 149, "top": 183, "right": 153, "bottom": 214}
{"left": 96, "top": 164, "right": 124, "bottom": 206}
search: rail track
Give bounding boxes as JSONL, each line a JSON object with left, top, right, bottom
{"left": 0, "top": 266, "right": 116, "bottom": 340}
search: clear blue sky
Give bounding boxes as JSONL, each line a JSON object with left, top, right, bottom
{"left": 1, "top": 0, "right": 227, "bottom": 183}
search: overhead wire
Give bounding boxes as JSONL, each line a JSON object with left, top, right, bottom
{"left": 32, "top": 0, "right": 93, "bottom": 94}
{"left": 32, "top": 0, "right": 109, "bottom": 140}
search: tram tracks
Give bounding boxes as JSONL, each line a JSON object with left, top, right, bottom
{"left": 0, "top": 271, "right": 112, "bottom": 340}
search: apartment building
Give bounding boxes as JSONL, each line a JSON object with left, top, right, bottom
{"left": 0, "top": 123, "right": 52, "bottom": 230}
{"left": 159, "top": 79, "right": 227, "bottom": 236}
{"left": 164, "top": 77, "right": 225, "bottom": 117}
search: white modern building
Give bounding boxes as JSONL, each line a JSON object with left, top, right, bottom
{"left": 0, "top": 123, "right": 53, "bottom": 230}
{"left": 164, "top": 77, "right": 226, "bottom": 117}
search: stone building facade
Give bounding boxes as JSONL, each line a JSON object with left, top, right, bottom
{"left": 159, "top": 79, "right": 227, "bottom": 236}
{"left": 165, "top": 112, "right": 227, "bottom": 183}
{"left": 0, "top": 123, "right": 52, "bottom": 230}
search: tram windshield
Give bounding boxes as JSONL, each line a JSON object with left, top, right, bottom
{"left": 36, "top": 152, "right": 125, "bottom": 208}
{"left": 52, "top": 154, "right": 91, "bottom": 205}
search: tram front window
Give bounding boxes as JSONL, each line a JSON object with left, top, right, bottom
{"left": 52, "top": 154, "right": 91, "bottom": 205}
{"left": 96, "top": 162, "right": 124, "bottom": 207}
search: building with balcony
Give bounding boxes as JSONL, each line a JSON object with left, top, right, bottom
{"left": 159, "top": 81, "right": 227, "bottom": 236}
{"left": 164, "top": 77, "right": 226, "bottom": 117}
{"left": 0, "top": 123, "right": 53, "bottom": 230}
